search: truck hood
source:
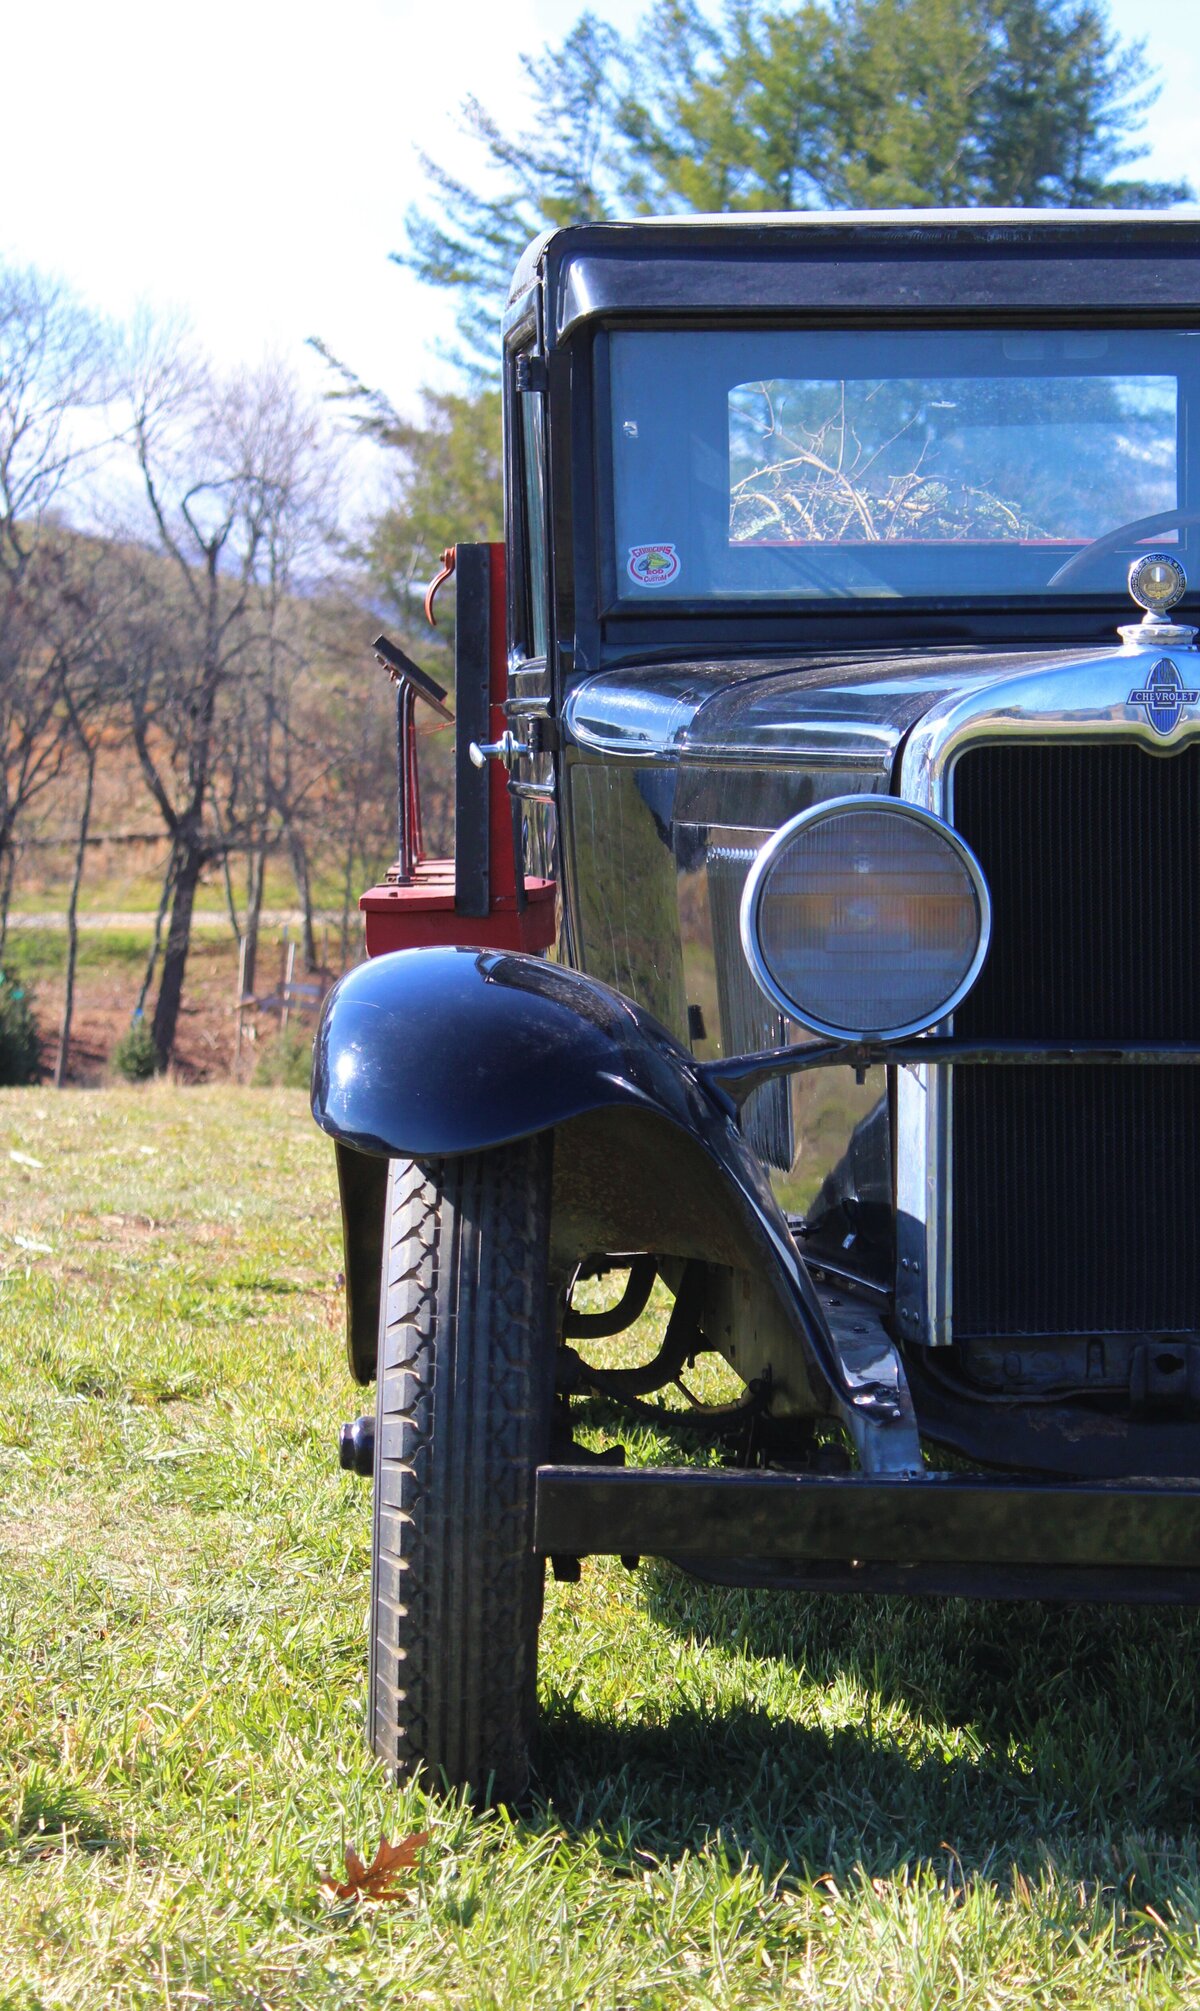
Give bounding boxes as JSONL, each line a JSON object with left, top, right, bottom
{"left": 564, "top": 643, "right": 1114, "bottom": 776}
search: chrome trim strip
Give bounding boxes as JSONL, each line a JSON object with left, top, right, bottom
{"left": 739, "top": 797, "right": 992, "bottom": 1041}
{"left": 896, "top": 635, "right": 1200, "bottom": 1347}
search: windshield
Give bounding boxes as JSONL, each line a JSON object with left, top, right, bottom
{"left": 608, "top": 327, "right": 1197, "bottom": 604}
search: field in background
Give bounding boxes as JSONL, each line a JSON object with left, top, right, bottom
{"left": 4, "top": 916, "right": 352, "bottom": 1086}
{"left": 4, "top": 812, "right": 379, "bottom": 1085}
{"left": 9, "top": 835, "right": 370, "bottom": 926}
{"left": 4, "top": 1085, "right": 1200, "bottom": 2006}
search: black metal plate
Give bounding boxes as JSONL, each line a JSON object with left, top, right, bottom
{"left": 536, "top": 1464, "right": 1200, "bottom": 1569}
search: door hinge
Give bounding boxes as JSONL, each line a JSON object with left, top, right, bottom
{"left": 515, "top": 353, "right": 548, "bottom": 395}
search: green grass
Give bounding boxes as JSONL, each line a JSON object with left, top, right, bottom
{"left": 9, "top": 852, "right": 379, "bottom": 924}
{"left": 3, "top": 1087, "right": 1200, "bottom": 2005}
{"left": 9, "top": 856, "right": 306, "bottom": 921}
{"left": 1, "top": 929, "right": 164, "bottom": 980}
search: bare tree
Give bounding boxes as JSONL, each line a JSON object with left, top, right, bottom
{"left": 118, "top": 336, "right": 337, "bottom": 1064}
{"left": 0, "top": 271, "right": 397, "bottom": 1069}
{"left": 301, "top": 619, "right": 385, "bottom": 969}
{"left": 0, "top": 839, "right": 17, "bottom": 958}
{"left": 0, "top": 262, "right": 113, "bottom": 885}
{"left": 54, "top": 679, "right": 98, "bottom": 1086}
{"left": 51, "top": 547, "right": 128, "bottom": 1085}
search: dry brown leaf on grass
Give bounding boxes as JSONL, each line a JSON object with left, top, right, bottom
{"left": 319, "top": 1831, "right": 430, "bottom": 1903}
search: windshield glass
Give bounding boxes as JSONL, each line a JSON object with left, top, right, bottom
{"left": 608, "top": 328, "right": 1198, "bottom": 603}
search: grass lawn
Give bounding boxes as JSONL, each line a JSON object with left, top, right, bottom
{"left": 3, "top": 1086, "right": 1200, "bottom": 2007}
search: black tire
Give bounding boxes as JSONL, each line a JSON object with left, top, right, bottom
{"left": 369, "top": 1136, "right": 555, "bottom": 1802}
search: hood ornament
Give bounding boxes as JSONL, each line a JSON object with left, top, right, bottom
{"left": 1121, "top": 555, "right": 1199, "bottom": 731}
{"left": 1119, "top": 551, "right": 1196, "bottom": 651}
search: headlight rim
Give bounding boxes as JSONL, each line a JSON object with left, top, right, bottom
{"left": 739, "top": 794, "right": 992, "bottom": 1042}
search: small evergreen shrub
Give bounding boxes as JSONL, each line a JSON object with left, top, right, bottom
{"left": 253, "top": 1024, "right": 314, "bottom": 1089}
{"left": 111, "top": 1015, "right": 160, "bottom": 1082}
{"left": 0, "top": 967, "right": 40, "bottom": 1085}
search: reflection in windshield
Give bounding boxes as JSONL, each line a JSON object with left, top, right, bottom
{"left": 728, "top": 374, "right": 1176, "bottom": 548}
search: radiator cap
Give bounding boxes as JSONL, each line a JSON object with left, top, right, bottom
{"left": 1120, "top": 553, "right": 1196, "bottom": 650}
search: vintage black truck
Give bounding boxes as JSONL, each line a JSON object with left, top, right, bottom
{"left": 313, "top": 211, "right": 1200, "bottom": 1800}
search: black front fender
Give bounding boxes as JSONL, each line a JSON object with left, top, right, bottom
{"left": 312, "top": 945, "right": 719, "bottom": 1159}
{"left": 312, "top": 947, "right": 920, "bottom": 1473}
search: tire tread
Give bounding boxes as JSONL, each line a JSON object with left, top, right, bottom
{"left": 369, "top": 1139, "right": 552, "bottom": 1798}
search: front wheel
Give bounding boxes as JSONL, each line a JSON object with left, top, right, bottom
{"left": 370, "top": 1137, "right": 555, "bottom": 1802}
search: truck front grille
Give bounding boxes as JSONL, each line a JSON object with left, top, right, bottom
{"left": 950, "top": 741, "right": 1200, "bottom": 1340}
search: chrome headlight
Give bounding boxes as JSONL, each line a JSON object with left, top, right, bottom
{"left": 740, "top": 797, "right": 991, "bottom": 1041}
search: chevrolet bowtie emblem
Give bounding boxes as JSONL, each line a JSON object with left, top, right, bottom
{"left": 1127, "top": 658, "right": 1200, "bottom": 736}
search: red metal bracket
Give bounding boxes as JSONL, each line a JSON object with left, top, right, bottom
{"left": 361, "top": 543, "right": 556, "bottom": 958}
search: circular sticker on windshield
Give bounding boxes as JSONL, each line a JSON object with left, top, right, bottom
{"left": 627, "top": 543, "right": 680, "bottom": 588}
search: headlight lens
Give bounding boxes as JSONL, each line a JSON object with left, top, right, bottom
{"left": 740, "top": 798, "right": 991, "bottom": 1040}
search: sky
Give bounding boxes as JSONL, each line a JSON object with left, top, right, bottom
{"left": 1, "top": 0, "right": 639, "bottom": 417}
{"left": 3, "top": 0, "right": 1198, "bottom": 433}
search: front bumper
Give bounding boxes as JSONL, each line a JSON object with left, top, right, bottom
{"left": 536, "top": 1464, "right": 1200, "bottom": 1602}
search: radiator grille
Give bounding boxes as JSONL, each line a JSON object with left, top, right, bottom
{"left": 950, "top": 742, "right": 1200, "bottom": 1339}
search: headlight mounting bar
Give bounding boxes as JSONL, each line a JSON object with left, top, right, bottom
{"left": 701, "top": 1038, "right": 1200, "bottom": 1111}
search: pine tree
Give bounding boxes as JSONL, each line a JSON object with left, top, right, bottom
{"left": 399, "top": 0, "right": 1190, "bottom": 371}
{"left": 401, "top": 14, "right": 629, "bottom": 371}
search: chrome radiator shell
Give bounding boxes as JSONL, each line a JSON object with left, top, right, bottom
{"left": 898, "top": 640, "right": 1200, "bottom": 1347}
